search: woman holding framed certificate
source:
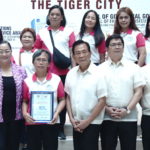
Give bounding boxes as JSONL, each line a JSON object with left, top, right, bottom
{"left": 22, "top": 49, "right": 65, "bottom": 150}
{"left": 0, "top": 41, "right": 27, "bottom": 150}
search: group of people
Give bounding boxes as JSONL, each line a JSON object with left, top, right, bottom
{"left": 0, "top": 4, "right": 150, "bottom": 150}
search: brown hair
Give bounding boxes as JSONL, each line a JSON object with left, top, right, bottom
{"left": 20, "top": 28, "right": 36, "bottom": 41}
{"left": 114, "top": 7, "right": 139, "bottom": 34}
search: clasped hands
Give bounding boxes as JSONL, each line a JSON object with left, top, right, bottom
{"left": 70, "top": 118, "right": 90, "bottom": 133}
{"left": 106, "top": 106, "right": 127, "bottom": 119}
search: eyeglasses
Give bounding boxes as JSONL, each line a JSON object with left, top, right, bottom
{"left": 109, "top": 43, "right": 123, "bottom": 48}
{"left": 35, "top": 58, "right": 48, "bottom": 63}
{"left": 0, "top": 50, "right": 11, "bottom": 55}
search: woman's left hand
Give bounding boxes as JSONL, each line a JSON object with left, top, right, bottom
{"left": 76, "top": 119, "right": 90, "bottom": 131}
{"left": 48, "top": 113, "right": 59, "bottom": 125}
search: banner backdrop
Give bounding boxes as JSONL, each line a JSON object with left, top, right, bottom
{"left": 0, "top": 0, "right": 149, "bottom": 61}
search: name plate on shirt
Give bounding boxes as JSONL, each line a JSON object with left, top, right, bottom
{"left": 30, "top": 91, "right": 54, "bottom": 123}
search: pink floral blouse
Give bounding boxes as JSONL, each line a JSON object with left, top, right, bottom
{"left": 0, "top": 63, "right": 27, "bottom": 122}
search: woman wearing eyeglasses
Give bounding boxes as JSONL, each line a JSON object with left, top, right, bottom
{"left": 22, "top": 49, "right": 65, "bottom": 150}
{"left": 0, "top": 41, "right": 27, "bottom": 150}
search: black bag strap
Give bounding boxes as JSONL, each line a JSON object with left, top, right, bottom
{"left": 49, "top": 30, "right": 55, "bottom": 48}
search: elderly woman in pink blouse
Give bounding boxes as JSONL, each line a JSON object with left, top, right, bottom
{"left": 0, "top": 40, "right": 27, "bottom": 150}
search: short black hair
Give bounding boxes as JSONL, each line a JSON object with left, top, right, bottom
{"left": 72, "top": 40, "right": 91, "bottom": 55}
{"left": 32, "top": 49, "right": 51, "bottom": 64}
{"left": 106, "top": 34, "right": 124, "bottom": 48}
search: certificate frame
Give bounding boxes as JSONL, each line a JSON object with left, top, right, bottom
{"left": 30, "top": 91, "right": 54, "bottom": 123}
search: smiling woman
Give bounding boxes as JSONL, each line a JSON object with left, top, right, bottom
{"left": 0, "top": 41, "right": 12, "bottom": 65}
{"left": 76, "top": 10, "right": 105, "bottom": 65}
{"left": 0, "top": 40, "right": 27, "bottom": 150}
{"left": 113, "top": 7, "right": 146, "bottom": 66}
{"left": 19, "top": 28, "right": 37, "bottom": 76}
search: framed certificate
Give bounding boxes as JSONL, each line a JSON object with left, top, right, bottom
{"left": 30, "top": 91, "right": 54, "bottom": 123}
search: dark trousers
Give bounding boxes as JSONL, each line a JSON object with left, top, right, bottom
{"left": 59, "top": 75, "right": 66, "bottom": 131}
{"left": 27, "top": 124, "right": 59, "bottom": 150}
{"left": 141, "top": 115, "right": 150, "bottom": 150}
{"left": 0, "top": 120, "right": 24, "bottom": 150}
{"left": 100, "top": 120, "right": 137, "bottom": 150}
{"left": 20, "top": 119, "right": 28, "bottom": 144}
{"left": 73, "top": 124, "right": 100, "bottom": 150}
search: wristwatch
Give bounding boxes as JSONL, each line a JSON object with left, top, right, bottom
{"left": 124, "top": 107, "right": 131, "bottom": 114}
